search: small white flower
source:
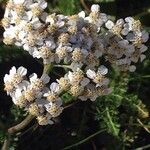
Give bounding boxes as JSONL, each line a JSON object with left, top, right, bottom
{"left": 29, "top": 73, "right": 50, "bottom": 91}
{"left": 11, "top": 88, "right": 27, "bottom": 108}
{"left": 4, "top": 66, "right": 27, "bottom": 84}
{"left": 91, "top": 4, "right": 100, "bottom": 13}
{"left": 37, "top": 113, "right": 53, "bottom": 125}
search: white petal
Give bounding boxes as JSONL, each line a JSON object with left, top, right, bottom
{"left": 41, "top": 74, "right": 50, "bottom": 84}
{"left": 55, "top": 98, "right": 63, "bottom": 106}
{"left": 140, "top": 54, "right": 146, "bottom": 62}
{"left": 39, "top": 0, "right": 47, "bottom": 9}
{"left": 116, "top": 19, "right": 124, "bottom": 25}
{"left": 98, "top": 65, "right": 108, "bottom": 75}
{"left": 91, "top": 4, "right": 100, "bottom": 12}
{"left": 105, "top": 20, "right": 114, "bottom": 29}
{"left": 142, "top": 31, "right": 149, "bottom": 42}
{"left": 79, "top": 96, "right": 87, "bottom": 101}
{"left": 17, "top": 66, "right": 27, "bottom": 76}
{"left": 140, "top": 44, "right": 148, "bottom": 53}
{"left": 29, "top": 73, "right": 37, "bottom": 82}
{"left": 36, "top": 98, "right": 48, "bottom": 105}
{"left": 13, "top": 0, "right": 25, "bottom": 4}
{"left": 10, "top": 66, "right": 16, "bottom": 75}
{"left": 50, "top": 82, "right": 60, "bottom": 93}
{"left": 86, "top": 69, "right": 96, "bottom": 79}
{"left": 129, "top": 65, "right": 136, "bottom": 72}
{"left": 4, "top": 74, "right": 9, "bottom": 82}
{"left": 80, "top": 78, "right": 90, "bottom": 87}
{"left": 78, "top": 11, "right": 85, "bottom": 18}
{"left": 126, "top": 33, "right": 135, "bottom": 41}
{"left": 121, "top": 28, "right": 129, "bottom": 35}
{"left": 32, "top": 50, "right": 41, "bottom": 58}
{"left": 125, "top": 17, "right": 134, "bottom": 23}
{"left": 91, "top": 94, "right": 98, "bottom": 101}
{"left": 15, "top": 88, "right": 22, "bottom": 97}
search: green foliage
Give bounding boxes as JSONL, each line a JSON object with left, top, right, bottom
{"left": 61, "top": 92, "right": 75, "bottom": 104}
{"left": 57, "top": 0, "right": 81, "bottom": 15}
{"left": 94, "top": 65, "right": 150, "bottom": 148}
{"left": 0, "top": 44, "right": 24, "bottom": 63}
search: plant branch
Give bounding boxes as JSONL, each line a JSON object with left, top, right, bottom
{"left": 64, "top": 100, "right": 79, "bottom": 109}
{"left": 1, "top": 114, "right": 34, "bottom": 150}
{"left": 106, "top": 107, "right": 118, "bottom": 136}
{"left": 62, "top": 129, "right": 106, "bottom": 150}
{"left": 1, "top": 134, "right": 11, "bottom": 150}
{"left": 8, "top": 114, "right": 34, "bottom": 134}
{"left": 43, "top": 63, "right": 53, "bottom": 74}
{"left": 80, "top": 0, "right": 90, "bottom": 13}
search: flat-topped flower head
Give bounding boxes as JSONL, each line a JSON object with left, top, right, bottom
{"left": 37, "top": 113, "right": 53, "bottom": 125}
{"left": 45, "top": 102, "right": 63, "bottom": 118}
{"left": 79, "top": 84, "right": 98, "bottom": 101}
{"left": 105, "top": 19, "right": 124, "bottom": 36}
{"left": 70, "top": 84, "right": 84, "bottom": 97}
{"left": 57, "top": 77, "right": 70, "bottom": 91}
{"left": 4, "top": 66, "right": 27, "bottom": 95}
{"left": 86, "top": 65, "right": 109, "bottom": 87}
{"left": 124, "top": 17, "right": 142, "bottom": 33}
{"left": 29, "top": 73, "right": 50, "bottom": 91}
{"left": 68, "top": 69, "right": 84, "bottom": 85}
{"left": 43, "top": 82, "right": 61, "bottom": 103}
{"left": 72, "top": 48, "right": 88, "bottom": 62}
{"left": 11, "top": 88, "right": 27, "bottom": 108}
{"left": 2, "top": 1, "right": 149, "bottom": 126}
{"left": 28, "top": 102, "right": 43, "bottom": 116}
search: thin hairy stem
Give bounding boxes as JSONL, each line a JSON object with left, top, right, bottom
{"left": 54, "top": 64, "right": 71, "bottom": 69}
{"left": 80, "top": 0, "right": 90, "bottom": 13}
{"left": 8, "top": 115, "right": 34, "bottom": 134}
{"left": 63, "top": 129, "right": 106, "bottom": 150}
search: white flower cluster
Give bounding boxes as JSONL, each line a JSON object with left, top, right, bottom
{"left": 2, "top": 0, "right": 148, "bottom": 71}
{"left": 4, "top": 65, "right": 111, "bottom": 125}
{"left": 105, "top": 17, "right": 149, "bottom": 72}
{"left": 4, "top": 66, "right": 63, "bottom": 125}
{"left": 2, "top": 1, "right": 149, "bottom": 125}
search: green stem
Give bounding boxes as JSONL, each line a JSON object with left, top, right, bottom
{"left": 8, "top": 115, "right": 34, "bottom": 134}
{"left": 63, "top": 129, "right": 106, "bottom": 150}
{"left": 106, "top": 107, "right": 118, "bottom": 136}
{"left": 134, "top": 144, "right": 150, "bottom": 150}
{"left": 43, "top": 63, "right": 53, "bottom": 74}
{"left": 1, "top": 114, "right": 34, "bottom": 150}
{"left": 129, "top": 75, "right": 150, "bottom": 81}
{"left": 54, "top": 64, "right": 71, "bottom": 69}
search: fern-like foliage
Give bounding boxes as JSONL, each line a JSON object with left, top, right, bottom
{"left": 93, "top": 66, "right": 149, "bottom": 148}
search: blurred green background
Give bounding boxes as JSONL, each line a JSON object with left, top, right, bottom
{"left": 0, "top": 0, "right": 150, "bottom": 150}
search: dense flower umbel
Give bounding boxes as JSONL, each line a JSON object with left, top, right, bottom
{"left": 2, "top": 1, "right": 149, "bottom": 125}
{"left": 2, "top": 1, "right": 148, "bottom": 71}
{"left": 4, "top": 66, "right": 62, "bottom": 125}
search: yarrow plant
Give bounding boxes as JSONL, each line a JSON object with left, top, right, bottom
{"left": 2, "top": 0, "right": 149, "bottom": 128}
